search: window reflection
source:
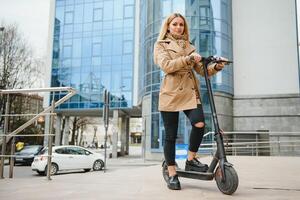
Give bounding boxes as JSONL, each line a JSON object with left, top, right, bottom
{"left": 151, "top": 113, "right": 160, "bottom": 149}
{"left": 74, "top": 4, "right": 84, "bottom": 23}
{"left": 93, "top": 8, "right": 103, "bottom": 21}
{"left": 124, "top": 5, "right": 134, "bottom": 18}
{"left": 123, "top": 40, "right": 133, "bottom": 54}
{"left": 162, "top": 0, "right": 171, "bottom": 17}
{"left": 84, "top": 3, "right": 93, "bottom": 23}
{"left": 103, "top": 1, "right": 113, "bottom": 20}
{"left": 65, "top": 11, "right": 74, "bottom": 24}
{"left": 140, "top": 0, "right": 233, "bottom": 150}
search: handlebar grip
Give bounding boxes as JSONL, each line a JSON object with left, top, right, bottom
{"left": 201, "top": 56, "right": 233, "bottom": 65}
{"left": 215, "top": 60, "right": 233, "bottom": 64}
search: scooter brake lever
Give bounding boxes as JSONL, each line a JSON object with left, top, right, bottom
{"left": 213, "top": 56, "right": 233, "bottom": 65}
{"left": 202, "top": 56, "right": 232, "bottom": 66}
{"left": 215, "top": 60, "right": 233, "bottom": 65}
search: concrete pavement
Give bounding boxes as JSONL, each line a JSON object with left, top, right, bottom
{"left": 0, "top": 156, "right": 300, "bottom": 199}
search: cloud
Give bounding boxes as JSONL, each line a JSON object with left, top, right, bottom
{"left": 0, "top": 0, "right": 51, "bottom": 57}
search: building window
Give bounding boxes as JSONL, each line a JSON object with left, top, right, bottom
{"left": 162, "top": 0, "right": 171, "bottom": 18}
{"left": 92, "top": 56, "right": 101, "bottom": 66}
{"left": 124, "top": 0, "right": 134, "bottom": 5}
{"left": 122, "top": 77, "right": 132, "bottom": 91}
{"left": 93, "top": 8, "right": 103, "bottom": 21}
{"left": 65, "top": 11, "right": 74, "bottom": 24}
{"left": 199, "top": 32, "right": 210, "bottom": 52}
{"left": 84, "top": 3, "right": 93, "bottom": 22}
{"left": 103, "top": 1, "right": 113, "bottom": 20}
{"left": 151, "top": 113, "right": 160, "bottom": 149}
{"left": 200, "top": 6, "right": 210, "bottom": 25}
{"left": 63, "top": 45, "right": 72, "bottom": 58}
{"left": 123, "top": 40, "right": 133, "bottom": 54}
{"left": 56, "top": 0, "right": 65, "bottom": 7}
{"left": 92, "top": 43, "right": 102, "bottom": 56}
{"left": 124, "top": 5, "right": 134, "bottom": 18}
{"left": 66, "top": 0, "right": 75, "bottom": 5}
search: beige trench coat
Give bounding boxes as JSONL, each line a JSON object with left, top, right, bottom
{"left": 153, "top": 38, "right": 219, "bottom": 112}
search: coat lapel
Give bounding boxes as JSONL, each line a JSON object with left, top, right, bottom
{"left": 165, "top": 39, "right": 196, "bottom": 55}
{"left": 185, "top": 44, "right": 196, "bottom": 55}
{"left": 165, "top": 40, "right": 183, "bottom": 53}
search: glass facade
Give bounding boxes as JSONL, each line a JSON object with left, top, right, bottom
{"left": 139, "top": 0, "right": 233, "bottom": 151}
{"left": 51, "top": 0, "right": 135, "bottom": 110}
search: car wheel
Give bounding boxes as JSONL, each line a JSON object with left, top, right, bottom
{"left": 93, "top": 159, "right": 104, "bottom": 171}
{"left": 45, "top": 163, "right": 59, "bottom": 175}
{"left": 84, "top": 168, "right": 91, "bottom": 172}
{"left": 37, "top": 171, "right": 44, "bottom": 176}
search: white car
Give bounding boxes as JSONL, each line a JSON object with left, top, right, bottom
{"left": 31, "top": 145, "right": 105, "bottom": 175}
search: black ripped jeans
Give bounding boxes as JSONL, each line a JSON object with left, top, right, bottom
{"left": 161, "top": 104, "right": 205, "bottom": 166}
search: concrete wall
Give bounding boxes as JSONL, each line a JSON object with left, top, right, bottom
{"left": 133, "top": 0, "right": 140, "bottom": 106}
{"left": 233, "top": 94, "right": 300, "bottom": 132}
{"left": 233, "top": 94, "right": 300, "bottom": 156}
{"left": 44, "top": 0, "right": 55, "bottom": 108}
{"left": 232, "top": 0, "right": 299, "bottom": 96}
{"left": 214, "top": 92, "right": 234, "bottom": 131}
{"left": 142, "top": 94, "right": 164, "bottom": 161}
{"left": 232, "top": 0, "right": 300, "bottom": 156}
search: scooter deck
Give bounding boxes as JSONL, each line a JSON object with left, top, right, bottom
{"left": 176, "top": 169, "right": 214, "bottom": 180}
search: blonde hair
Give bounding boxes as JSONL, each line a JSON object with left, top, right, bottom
{"left": 157, "top": 13, "right": 190, "bottom": 42}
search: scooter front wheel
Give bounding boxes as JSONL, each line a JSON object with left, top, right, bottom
{"left": 215, "top": 165, "right": 239, "bottom": 195}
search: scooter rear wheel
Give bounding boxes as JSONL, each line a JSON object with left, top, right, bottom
{"left": 215, "top": 165, "right": 239, "bottom": 195}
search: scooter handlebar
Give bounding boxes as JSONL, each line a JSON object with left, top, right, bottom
{"left": 201, "top": 56, "right": 233, "bottom": 66}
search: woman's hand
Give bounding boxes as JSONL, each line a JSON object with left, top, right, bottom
{"left": 190, "top": 52, "right": 202, "bottom": 63}
{"left": 214, "top": 57, "right": 228, "bottom": 71}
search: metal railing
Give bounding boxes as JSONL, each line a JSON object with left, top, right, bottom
{"left": 200, "top": 131, "right": 300, "bottom": 156}
{"left": 0, "top": 87, "right": 76, "bottom": 180}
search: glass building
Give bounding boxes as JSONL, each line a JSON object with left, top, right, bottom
{"left": 51, "top": 0, "right": 135, "bottom": 111}
{"left": 49, "top": 0, "right": 233, "bottom": 155}
{"left": 139, "top": 0, "right": 233, "bottom": 153}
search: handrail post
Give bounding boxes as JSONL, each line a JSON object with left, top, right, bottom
{"left": 278, "top": 136, "right": 281, "bottom": 156}
{"left": 256, "top": 134, "right": 258, "bottom": 156}
{"left": 0, "top": 94, "right": 10, "bottom": 179}
{"left": 47, "top": 99, "right": 55, "bottom": 180}
{"left": 9, "top": 136, "right": 15, "bottom": 178}
{"left": 0, "top": 87, "right": 75, "bottom": 180}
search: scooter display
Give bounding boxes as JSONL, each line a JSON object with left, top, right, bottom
{"left": 162, "top": 56, "right": 239, "bottom": 195}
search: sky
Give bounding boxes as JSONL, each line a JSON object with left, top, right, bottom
{"left": 0, "top": 0, "right": 51, "bottom": 58}
{"left": 0, "top": 0, "right": 299, "bottom": 57}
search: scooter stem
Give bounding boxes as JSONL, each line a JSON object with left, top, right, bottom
{"left": 201, "top": 56, "right": 229, "bottom": 181}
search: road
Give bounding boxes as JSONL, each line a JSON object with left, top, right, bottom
{"left": 3, "top": 165, "right": 35, "bottom": 179}
{"left": 1, "top": 156, "right": 300, "bottom": 200}
{"left": 1, "top": 145, "right": 156, "bottom": 179}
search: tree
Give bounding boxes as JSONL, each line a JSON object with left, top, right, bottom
{"left": 0, "top": 23, "right": 41, "bottom": 129}
{"left": 69, "top": 117, "right": 89, "bottom": 145}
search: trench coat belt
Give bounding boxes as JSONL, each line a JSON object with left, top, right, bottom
{"left": 175, "top": 68, "right": 193, "bottom": 79}
{"left": 174, "top": 68, "right": 198, "bottom": 92}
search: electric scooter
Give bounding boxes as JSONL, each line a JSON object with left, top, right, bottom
{"left": 162, "top": 56, "right": 239, "bottom": 195}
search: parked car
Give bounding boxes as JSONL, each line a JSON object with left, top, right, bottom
{"left": 31, "top": 145, "right": 105, "bottom": 175}
{"left": 14, "top": 145, "right": 43, "bottom": 165}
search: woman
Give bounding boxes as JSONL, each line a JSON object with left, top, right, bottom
{"left": 153, "top": 13, "right": 227, "bottom": 190}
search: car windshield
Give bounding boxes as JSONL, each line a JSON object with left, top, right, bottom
{"left": 38, "top": 148, "right": 48, "bottom": 155}
{"left": 19, "top": 146, "right": 41, "bottom": 154}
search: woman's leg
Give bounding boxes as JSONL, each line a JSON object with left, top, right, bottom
{"left": 161, "top": 111, "right": 179, "bottom": 176}
{"left": 184, "top": 104, "right": 205, "bottom": 160}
